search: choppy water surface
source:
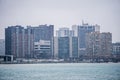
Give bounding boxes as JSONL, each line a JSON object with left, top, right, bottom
{"left": 0, "top": 63, "right": 120, "bottom": 80}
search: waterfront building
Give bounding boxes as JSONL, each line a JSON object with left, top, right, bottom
{"left": 69, "top": 37, "right": 78, "bottom": 58}
{"left": 78, "top": 23, "right": 100, "bottom": 56}
{"left": 31, "top": 25, "right": 54, "bottom": 58}
{"left": 86, "top": 32, "right": 101, "bottom": 58}
{"left": 54, "top": 37, "right": 78, "bottom": 59}
{"left": 112, "top": 42, "right": 120, "bottom": 58}
{"left": 32, "top": 25, "right": 54, "bottom": 42}
{"left": 86, "top": 32, "right": 112, "bottom": 58}
{"left": 34, "top": 40, "right": 51, "bottom": 59}
{"left": 5, "top": 26, "right": 24, "bottom": 58}
{"left": 5, "top": 26, "right": 34, "bottom": 58}
{"left": 54, "top": 27, "right": 79, "bottom": 59}
{"left": 58, "top": 37, "right": 70, "bottom": 59}
{"left": 100, "top": 32, "right": 112, "bottom": 57}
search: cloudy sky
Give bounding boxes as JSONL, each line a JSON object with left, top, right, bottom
{"left": 0, "top": 0, "right": 120, "bottom": 42}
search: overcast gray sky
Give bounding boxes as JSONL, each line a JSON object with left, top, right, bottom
{"left": 0, "top": 0, "right": 120, "bottom": 42}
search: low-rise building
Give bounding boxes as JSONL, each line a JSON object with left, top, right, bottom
{"left": 34, "top": 40, "right": 51, "bottom": 59}
{"left": 112, "top": 42, "right": 120, "bottom": 58}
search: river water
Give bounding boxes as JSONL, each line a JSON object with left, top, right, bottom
{"left": 0, "top": 63, "right": 120, "bottom": 80}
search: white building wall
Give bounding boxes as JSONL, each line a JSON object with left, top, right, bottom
{"left": 34, "top": 40, "right": 51, "bottom": 51}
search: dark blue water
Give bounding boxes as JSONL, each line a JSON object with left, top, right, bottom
{"left": 0, "top": 63, "right": 120, "bottom": 80}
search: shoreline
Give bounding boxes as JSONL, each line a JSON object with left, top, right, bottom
{"left": 0, "top": 61, "right": 120, "bottom": 64}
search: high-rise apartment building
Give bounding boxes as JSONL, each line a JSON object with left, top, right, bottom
{"left": 69, "top": 37, "right": 78, "bottom": 58}
{"left": 54, "top": 37, "right": 78, "bottom": 59}
{"left": 86, "top": 32, "right": 112, "bottom": 58}
{"left": 31, "top": 25, "right": 54, "bottom": 58}
{"left": 78, "top": 23, "right": 100, "bottom": 56}
{"left": 100, "top": 32, "right": 112, "bottom": 57}
{"left": 86, "top": 32, "right": 101, "bottom": 57}
{"left": 54, "top": 27, "right": 79, "bottom": 59}
{"left": 5, "top": 26, "right": 34, "bottom": 58}
{"left": 32, "top": 25, "right": 54, "bottom": 42}
{"left": 58, "top": 37, "right": 70, "bottom": 59}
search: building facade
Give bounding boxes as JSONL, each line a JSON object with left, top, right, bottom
{"left": 34, "top": 40, "right": 51, "bottom": 59}
{"left": 78, "top": 23, "right": 100, "bottom": 56}
{"left": 86, "top": 32, "right": 112, "bottom": 58}
{"left": 54, "top": 37, "right": 78, "bottom": 59}
{"left": 112, "top": 42, "right": 120, "bottom": 58}
{"left": 100, "top": 32, "right": 112, "bottom": 57}
{"left": 56, "top": 28, "right": 70, "bottom": 37}
{"left": 69, "top": 37, "right": 78, "bottom": 58}
{"left": 58, "top": 37, "right": 70, "bottom": 59}
{"left": 86, "top": 32, "right": 101, "bottom": 58}
{"left": 32, "top": 25, "right": 54, "bottom": 58}
{"left": 112, "top": 43, "right": 120, "bottom": 55}
{"left": 5, "top": 26, "right": 34, "bottom": 58}
{"left": 72, "top": 25, "right": 78, "bottom": 37}
{"left": 54, "top": 27, "right": 79, "bottom": 59}
{"left": 5, "top": 26, "right": 24, "bottom": 58}
{"left": 32, "top": 25, "right": 54, "bottom": 42}
{"left": 24, "top": 27, "right": 34, "bottom": 58}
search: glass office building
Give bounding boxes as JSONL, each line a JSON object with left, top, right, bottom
{"left": 58, "top": 37, "right": 69, "bottom": 59}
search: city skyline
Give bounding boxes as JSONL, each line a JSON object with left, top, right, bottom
{"left": 4, "top": 24, "right": 114, "bottom": 61}
{"left": 0, "top": 0, "right": 120, "bottom": 42}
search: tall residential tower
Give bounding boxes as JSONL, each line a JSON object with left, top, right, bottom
{"left": 5, "top": 26, "right": 34, "bottom": 58}
{"left": 32, "top": 25, "right": 54, "bottom": 58}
